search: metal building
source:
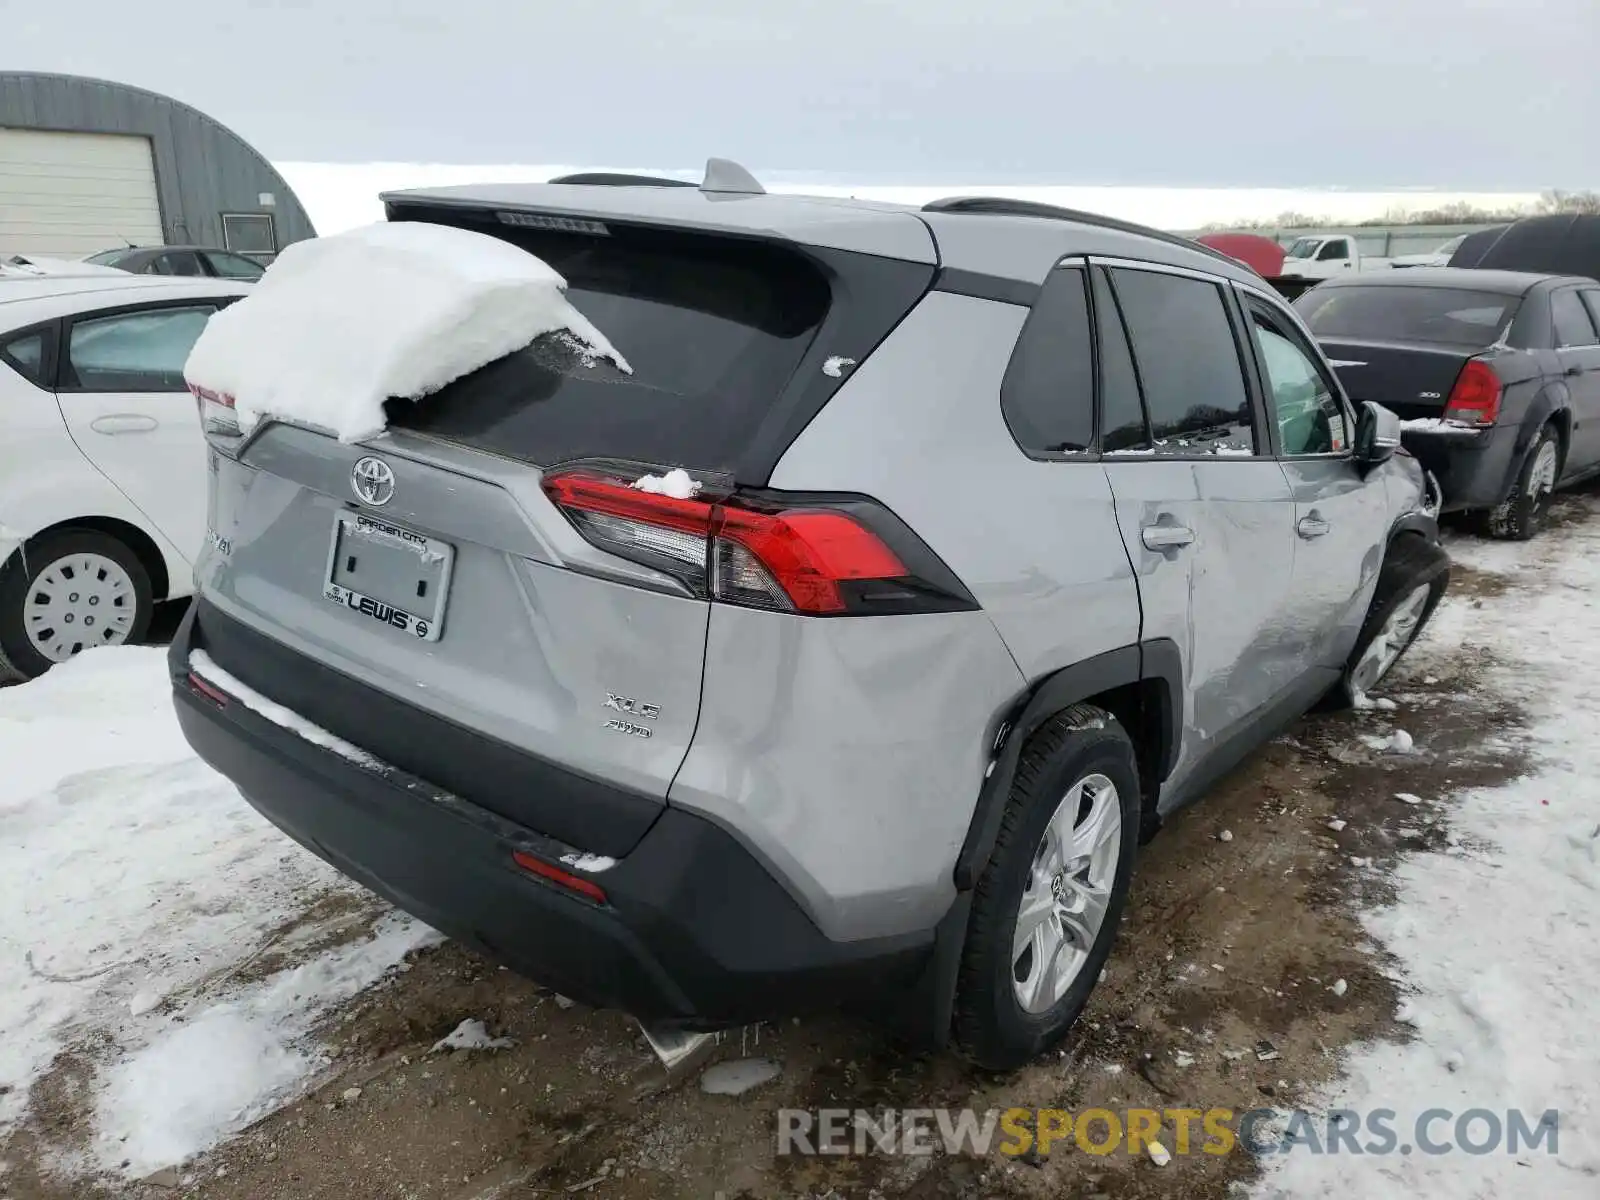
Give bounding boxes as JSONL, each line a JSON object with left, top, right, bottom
{"left": 0, "top": 72, "right": 315, "bottom": 261}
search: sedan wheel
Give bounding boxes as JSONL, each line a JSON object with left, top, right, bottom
{"left": 24, "top": 552, "right": 140, "bottom": 663}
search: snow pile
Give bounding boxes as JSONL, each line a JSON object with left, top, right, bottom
{"left": 190, "top": 649, "right": 382, "bottom": 769}
{"left": 183, "top": 221, "right": 630, "bottom": 443}
{"left": 632, "top": 469, "right": 701, "bottom": 499}
{"left": 432, "top": 1018, "right": 515, "bottom": 1053}
{"left": 94, "top": 912, "right": 436, "bottom": 1176}
{"left": 0, "top": 646, "right": 437, "bottom": 1175}
{"left": 1254, "top": 520, "right": 1600, "bottom": 1197}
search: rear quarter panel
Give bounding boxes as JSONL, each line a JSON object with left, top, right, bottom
{"left": 708, "top": 291, "right": 1141, "bottom": 941}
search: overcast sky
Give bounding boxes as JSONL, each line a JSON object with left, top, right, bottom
{"left": 6, "top": 0, "right": 1596, "bottom": 188}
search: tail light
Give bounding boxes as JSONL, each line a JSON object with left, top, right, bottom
{"left": 189, "top": 382, "right": 241, "bottom": 437}
{"left": 542, "top": 469, "right": 975, "bottom": 616}
{"left": 1442, "top": 359, "right": 1502, "bottom": 426}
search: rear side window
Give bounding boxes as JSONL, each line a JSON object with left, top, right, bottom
{"left": 999, "top": 265, "right": 1094, "bottom": 454}
{"left": 1, "top": 330, "right": 47, "bottom": 384}
{"left": 1297, "top": 285, "right": 1518, "bottom": 349}
{"left": 1552, "top": 289, "right": 1599, "bottom": 348}
{"left": 1583, "top": 291, "right": 1600, "bottom": 335}
{"left": 65, "top": 306, "right": 214, "bottom": 391}
{"left": 1091, "top": 269, "right": 1150, "bottom": 451}
{"left": 1109, "top": 268, "right": 1255, "bottom": 454}
{"left": 151, "top": 251, "right": 205, "bottom": 277}
{"left": 386, "top": 225, "right": 831, "bottom": 470}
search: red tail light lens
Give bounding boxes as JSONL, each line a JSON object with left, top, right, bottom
{"left": 1443, "top": 359, "right": 1502, "bottom": 426}
{"left": 543, "top": 470, "right": 939, "bottom": 616}
{"left": 189, "top": 382, "right": 241, "bottom": 437}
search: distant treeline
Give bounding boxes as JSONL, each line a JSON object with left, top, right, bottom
{"left": 1202, "top": 189, "right": 1600, "bottom": 233}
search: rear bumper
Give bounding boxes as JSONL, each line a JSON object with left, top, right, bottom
{"left": 1400, "top": 424, "right": 1519, "bottom": 511}
{"left": 169, "top": 604, "right": 931, "bottom": 1028}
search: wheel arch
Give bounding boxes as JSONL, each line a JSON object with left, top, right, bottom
{"left": 902, "top": 639, "right": 1182, "bottom": 1049}
{"left": 6, "top": 516, "right": 172, "bottom": 601}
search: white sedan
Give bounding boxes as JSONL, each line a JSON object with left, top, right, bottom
{"left": 0, "top": 271, "right": 251, "bottom": 680}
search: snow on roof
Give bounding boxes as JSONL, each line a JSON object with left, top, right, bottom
{"left": 183, "top": 221, "right": 630, "bottom": 443}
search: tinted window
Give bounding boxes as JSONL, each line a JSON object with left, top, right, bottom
{"left": 204, "top": 251, "right": 265, "bottom": 280}
{"left": 1248, "top": 306, "right": 1347, "bottom": 455}
{"left": 151, "top": 251, "right": 205, "bottom": 277}
{"left": 1, "top": 331, "right": 46, "bottom": 384}
{"left": 1317, "top": 239, "right": 1350, "bottom": 262}
{"left": 1110, "top": 268, "right": 1255, "bottom": 454}
{"left": 1297, "top": 285, "right": 1518, "bottom": 349}
{"left": 1552, "top": 289, "right": 1599, "bottom": 348}
{"left": 1583, "top": 292, "right": 1600, "bottom": 335}
{"left": 387, "top": 225, "right": 832, "bottom": 468}
{"left": 66, "top": 307, "right": 214, "bottom": 391}
{"left": 1000, "top": 266, "right": 1094, "bottom": 454}
{"left": 1092, "top": 269, "right": 1149, "bottom": 451}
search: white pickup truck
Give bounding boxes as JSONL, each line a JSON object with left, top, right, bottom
{"left": 1279, "top": 235, "right": 1393, "bottom": 280}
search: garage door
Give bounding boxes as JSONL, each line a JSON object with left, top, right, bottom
{"left": 0, "top": 129, "right": 164, "bottom": 259}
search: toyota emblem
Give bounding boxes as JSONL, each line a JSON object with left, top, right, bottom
{"left": 351, "top": 456, "right": 396, "bottom": 507}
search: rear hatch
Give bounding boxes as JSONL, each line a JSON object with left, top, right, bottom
{"left": 197, "top": 202, "right": 935, "bottom": 856}
{"left": 1296, "top": 282, "right": 1522, "bottom": 419}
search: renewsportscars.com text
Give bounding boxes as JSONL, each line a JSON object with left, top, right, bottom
{"left": 777, "top": 1106, "right": 1560, "bottom": 1158}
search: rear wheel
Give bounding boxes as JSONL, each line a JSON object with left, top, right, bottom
{"left": 1474, "top": 424, "right": 1560, "bottom": 541}
{"left": 1336, "top": 535, "right": 1450, "bottom": 706}
{"left": 0, "top": 528, "right": 153, "bottom": 682}
{"left": 954, "top": 705, "right": 1140, "bottom": 1070}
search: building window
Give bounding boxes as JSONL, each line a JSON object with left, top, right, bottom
{"left": 221, "top": 213, "right": 277, "bottom": 257}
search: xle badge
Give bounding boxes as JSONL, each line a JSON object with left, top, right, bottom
{"left": 603, "top": 692, "right": 659, "bottom": 738}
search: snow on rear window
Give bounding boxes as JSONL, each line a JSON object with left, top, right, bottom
{"left": 182, "top": 222, "right": 630, "bottom": 443}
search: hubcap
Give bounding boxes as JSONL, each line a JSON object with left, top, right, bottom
{"left": 1528, "top": 440, "right": 1558, "bottom": 501}
{"left": 1011, "top": 773, "right": 1122, "bottom": 1014}
{"left": 24, "top": 553, "right": 137, "bottom": 663}
{"left": 1350, "top": 583, "right": 1431, "bottom": 695}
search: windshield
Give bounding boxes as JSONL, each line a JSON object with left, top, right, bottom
{"left": 1285, "top": 238, "right": 1322, "bottom": 259}
{"left": 1437, "top": 235, "right": 1465, "bottom": 254}
{"left": 83, "top": 250, "right": 130, "bottom": 267}
{"left": 1296, "top": 286, "right": 1519, "bottom": 348}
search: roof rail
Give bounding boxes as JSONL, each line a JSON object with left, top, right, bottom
{"left": 547, "top": 172, "right": 695, "bottom": 188}
{"left": 700, "top": 157, "right": 765, "bottom": 196}
{"left": 921, "top": 196, "right": 1239, "bottom": 268}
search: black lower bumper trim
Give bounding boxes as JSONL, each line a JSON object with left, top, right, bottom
{"left": 170, "top": 605, "right": 932, "bottom": 1027}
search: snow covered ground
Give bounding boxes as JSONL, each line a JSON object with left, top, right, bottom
{"left": 1254, "top": 517, "right": 1600, "bottom": 1197}
{"left": 0, "top": 649, "right": 436, "bottom": 1178}
{"left": 2, "top": 511, "right": 1598, "bottom": 1194}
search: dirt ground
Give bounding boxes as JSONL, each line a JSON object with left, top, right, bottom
{"left": 2, "top": 511, "right": 1550, "bottom": 1200}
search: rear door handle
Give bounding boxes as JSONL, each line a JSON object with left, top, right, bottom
{"left": 1142, "top": 524, "right": 1195, "bottom": 550}
{"left": 90, "top": 414, "right": 158, "bottom": 435}
{"left": 1298, "top": 514, "right": 1331, "bottom": 539}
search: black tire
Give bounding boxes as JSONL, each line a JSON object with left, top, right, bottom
{"left": 954, "top": 704, "right": 1141, "bottom": 1070}
{"left": 0, "top": 528, "right": 154, "bottom": 682}
{"left": 1333, "top": 534, "right": 1450, "bottom": 707}
{"left": 1472, "top": 424, "right": 1561, "bottom": 541}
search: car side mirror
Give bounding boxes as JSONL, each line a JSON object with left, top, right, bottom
{"left": 1354, "top": 401, "right": 1402, "bottom": 468}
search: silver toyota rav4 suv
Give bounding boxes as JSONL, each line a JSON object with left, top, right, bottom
{"left": 171, "top": 166, "right": 1448, "bottom": 1069}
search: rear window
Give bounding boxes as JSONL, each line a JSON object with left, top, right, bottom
{"left": 1297, "top": 285, "right": 1518, "bottom": 348}
{"left": 385, "top": 224, "right": 831, "bottom": 470}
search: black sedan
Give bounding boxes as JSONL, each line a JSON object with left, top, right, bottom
{"left": 84, "top": 245, "right": 265, "bottom": 280}
{"left": 1296, "top": 268, "right": 1600, "bottom": 539}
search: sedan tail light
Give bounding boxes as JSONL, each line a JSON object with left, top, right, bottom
{"left": 189, "top": 382, "right": 241, "bottom": 437}
{"left": 1442, "top": 359, "right": 1502, "bottom": 426}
